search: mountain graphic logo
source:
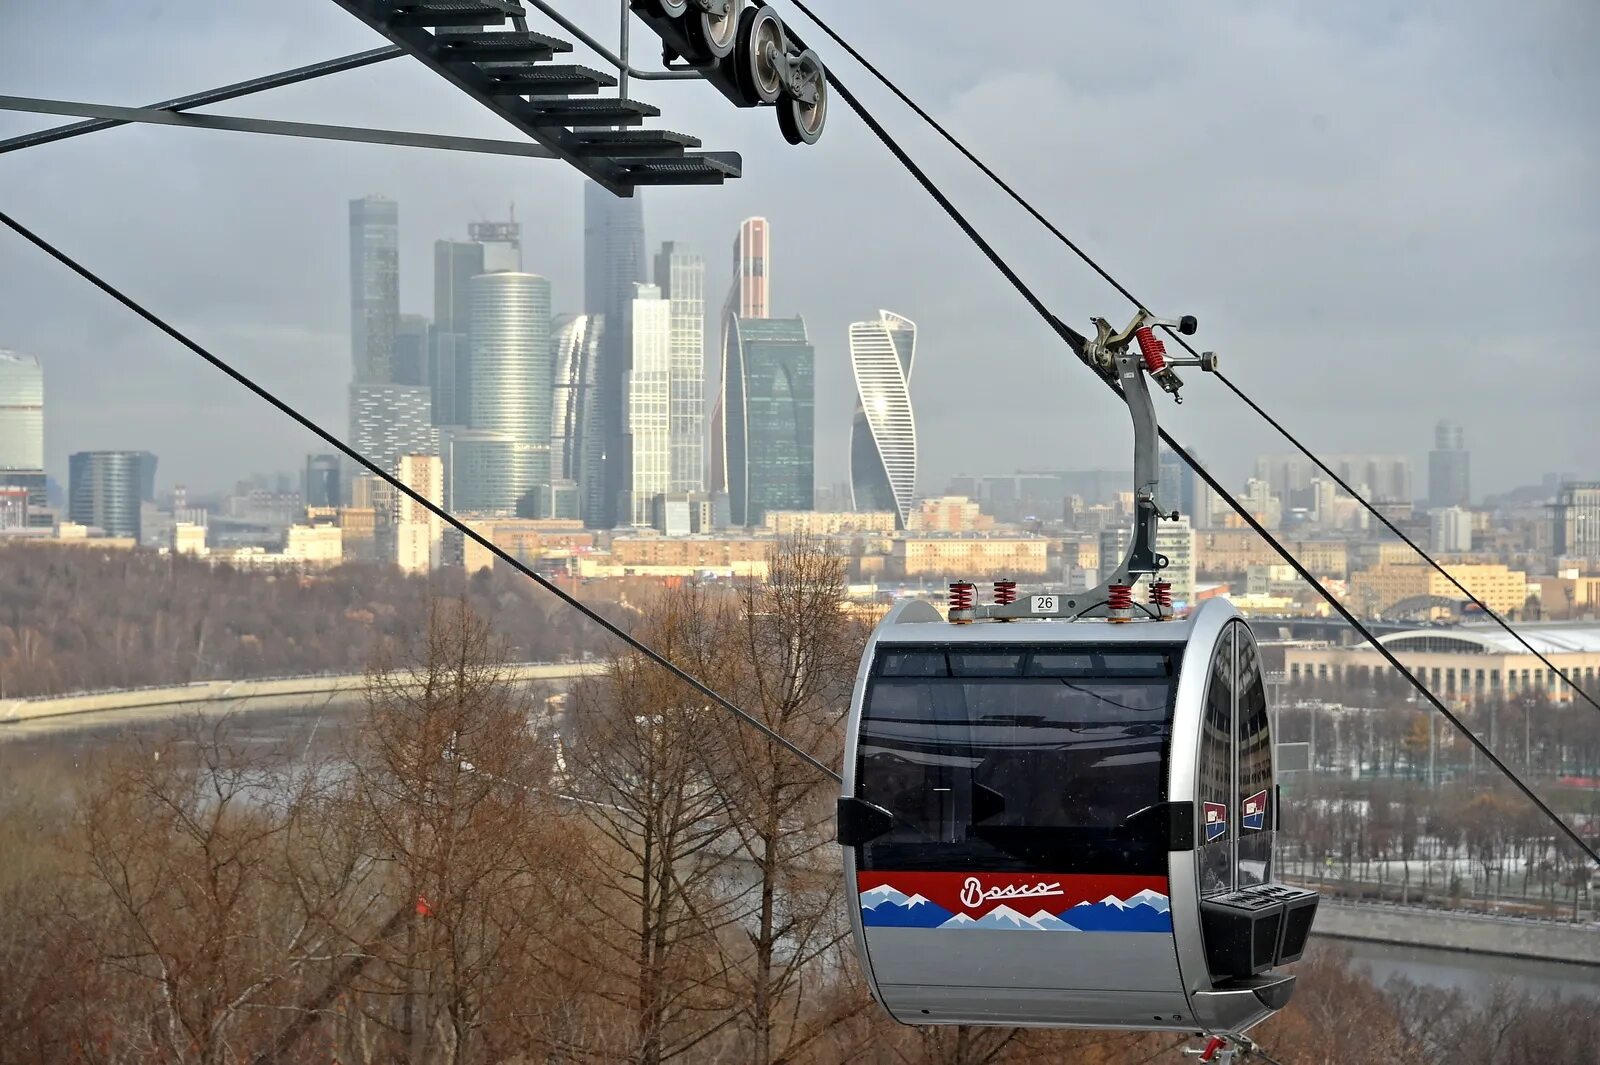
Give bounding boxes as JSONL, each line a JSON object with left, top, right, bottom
{"left": 859, "top": 884, "right": 954, "bottom": 928}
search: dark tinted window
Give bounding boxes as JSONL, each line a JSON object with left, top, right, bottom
{"left": 856, "top": 644, "right": 1182, "bottom": 874}
{"left": 879, "top": 651, "right": 946, "bottom": 677}
{"left": 1236, "top": 631, "right": 1274, "bottom": 888}
{"left": 1198, "top": 627, "right": 1234, "bottom": 896}
{"left": 949, "top": 652, "right": 1025, "bottom": 677}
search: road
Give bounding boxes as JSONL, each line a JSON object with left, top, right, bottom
{"left": 0, "top": 661, "right": 605, "bottom": 739}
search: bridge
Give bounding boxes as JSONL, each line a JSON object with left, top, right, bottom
{"left": 0, "top": 661, "right": 605, "bottom": 737}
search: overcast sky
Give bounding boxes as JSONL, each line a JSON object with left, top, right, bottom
{"left": 1, "top": 0, "right": 1596, "bottom": 500}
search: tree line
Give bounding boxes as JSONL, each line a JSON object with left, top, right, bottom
{"left": 0, "top": 543, "right": 628, "bottom": 698}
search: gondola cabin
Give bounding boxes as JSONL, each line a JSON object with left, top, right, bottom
{"left": 836, "top": 597, "right": 1317, "bottom": 1033}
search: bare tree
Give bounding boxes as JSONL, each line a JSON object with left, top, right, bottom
{"left": 707, "top": 538, "right": 867, "bottom": 1064}
{"left": 338, "top": 597, "right": 574, "bottom": 1064}
{"left": 563, "top": 582, "right": 744, "bottom": 1065}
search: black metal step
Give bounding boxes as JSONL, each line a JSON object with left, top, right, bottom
{"left": 619, "top": 153, "right": 743, "bottom": 186}
{"left": 484, "top": 64, "right": 617, "bottom": 96}
{"left": 385, "top": 1, "right": 511, "bottom": 29}
{"left": 517, "top": 96, "right": 662, "bottom": 127}
{"left": 571, "top": 129, "right": 701, "bottom": 158}
{"left": 433, "top": 31, "right": 571, "bottom": 64}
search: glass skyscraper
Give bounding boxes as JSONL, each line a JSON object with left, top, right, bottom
{"left": 584, "top": 180, "right": 646, "bottom": 528}
{"left": 0, "top": 349, "right": 43, "bottom": 473}
{"left": 552, "top": 313, "right": 605, "bottom": 522}
{"left": 710, "top": 217, "right": 770, "bottom": 498}
{"left": 1428, "top": 420, "right": 1470, "bottom": 508}
{"left": 654, "top": 242, "right": 705, "bottom": 494}
{"left": 848, "top": 311, "right": 917, "bottom": 529}
{"left": 349, "top": 196, "right": 399, "bottom": 384}
{"left": 624, "top": 285, "right": 672, "bottom": 527}
{"left": 68, "top": 450, "right": 147, "bottom": 539}
{"left": 722, "top": 316, "right": 814, "bottom": 527}
{"left": 468, "top": 271, "right": 552, "bottom": 511}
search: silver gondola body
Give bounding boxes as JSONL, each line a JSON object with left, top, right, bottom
{"left": 839, "top": 597, "right": 1313, "bottom": 1033}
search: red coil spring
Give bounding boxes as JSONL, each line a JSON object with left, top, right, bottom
{"left": 994, "top": 580, "right": 1017, "bottom": 606}
{"left": 1149, "top": 581, "right": 1173, "bottom": 609}
{"left": 948, "top": 582, "right": 974, "bottom": 612}
{"left": 1134, "top": 326, "right": 1167, "bottom": 372}
{"left": 1107, "top": 583, "right": 1133, "bottom": 611}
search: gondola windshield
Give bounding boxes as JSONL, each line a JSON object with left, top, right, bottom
{"left": 856, "top": 645, "right": 1183, "bottom": 875}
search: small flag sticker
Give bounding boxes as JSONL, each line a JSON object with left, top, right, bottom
{"left": 1203, "top": 801, "right": 1228, "bottom": 843}
{"left": 1242, "top": 790, "right": 1268, "bottom": 832}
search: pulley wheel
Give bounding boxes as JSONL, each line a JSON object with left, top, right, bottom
{"left": 646, "top": 0, "right": 691, "bottom": 18}
{"left": 777, "top": 50, "right": 827, "bottom": 144}
{"left": 734, "top": 6, "right": 786, "bottom": 105}
{"left": 682, "top": 0, "right": 742, "bottom": 61}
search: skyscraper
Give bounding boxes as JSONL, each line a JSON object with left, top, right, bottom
{"left": 1551, "top": 483, "right": 1600, "bottom": 559}
{"left": 552, "top": 314, "right": 605, "bottom": 521}
{"left": 349, "top": 384, "right": 436, "bottom": 476}
{"left": 0, "top": 350, "right": 46, "bottom": 522}
{"left": 68, "top": 450, "right": 147, "bottom": 539}
{"left": 710, "top": 217, "right": 770, "bottom": 497}
{"left": 1428, "top": 420, "right": 1470, "bottom": 509}
{"left": 393, "top": 314, "right": 430, "bottom": 387}
{"left": 349, "top": 195, "right": 399, "bottom": 384}
{"left": 468, "top": 271, "right": 552, "bottom": 510}
{"left": 584, "top": 180, "right": 646, "bottom": 528}
{"left": 434, "top": 239, "right": 485, "bottom": 335}
{"left": 304, "top": 453, "right": 342, "bottom": 509}
{"left": 655, "top": 242, "right": 706, "bottom": 494}
{"left": 0, "top": 349, "right": 43, "bottom": 472}
{"left": 848, "top": 311, "right": 917, "bottom": 529}
{"left": 1159, "top": 447, "right": 1201, "bottom": 523}
{"left": 623, "top": 284, "right": 672, "bottom": 527}
{"left": 431, "top": 238, "right": 486, "bottom": 428}
{"left": 723, "top": 316, "right": 814, "bottom": 527}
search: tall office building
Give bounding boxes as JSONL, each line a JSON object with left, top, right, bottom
{"left": 584, "top": 181, "right": 646, "bottom": 528}
{"left": 349, "top": 384, "right": 436, "bottom": 476}
{"left": 434, "top": 239, "right": 485, "bottom": 335}
{"left": 722, "top": 316, "right": 814, "bottom": 527}
{"left": 1428, "top": 420, "right": 1470, "bottom": 509}
{"left": 304, "top": 453, "right": 342, "bottom": 509}
{"left": 1551, "top": 483, "right": 1600, "bottom": 559}
{"left": 68, "top": 450, "right": 148, "bottom": 539}
{"left": 349, "top": 195, "right": 399, "bottom": 384}
{"left": 552, "top": 314, "right": 605, "bottom": 521}
{"left": 710, "top": 217, "right": 770, "bottom": 497}
{"left": 848, "top": 311, "right": 917, "bottom": 529}
{"left": 468, "top": 271, "right": 552, "bottom": 511}
{"left": 431, "top": 238, "right": 486, "bottom": 428}
{"left": 1159, "top": 447, "right": 1201, "bottom": 523}
{"left": 655, "top": 242, "right": 706, "bottom": 494}
{"left": 0, "top": 350, "right": 46, "bottom": 521}
{"left": 622, "top": 284, "right": 672, "bottom": 526}
{"left": 393, "top": 314, "right": 430, "bottom": 387}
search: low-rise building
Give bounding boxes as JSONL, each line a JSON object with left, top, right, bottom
{"left": 1285, "top": 623, "right": 1600, "bottom": 703}
{"left": 1349, "top": 561, "right": 1527, "bottom": 618}
{"left": 890, "top": 536, "right": 1050, "bottom": 579}
{"left": 764, "top": 510, "right": 896, "bottom": 536}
